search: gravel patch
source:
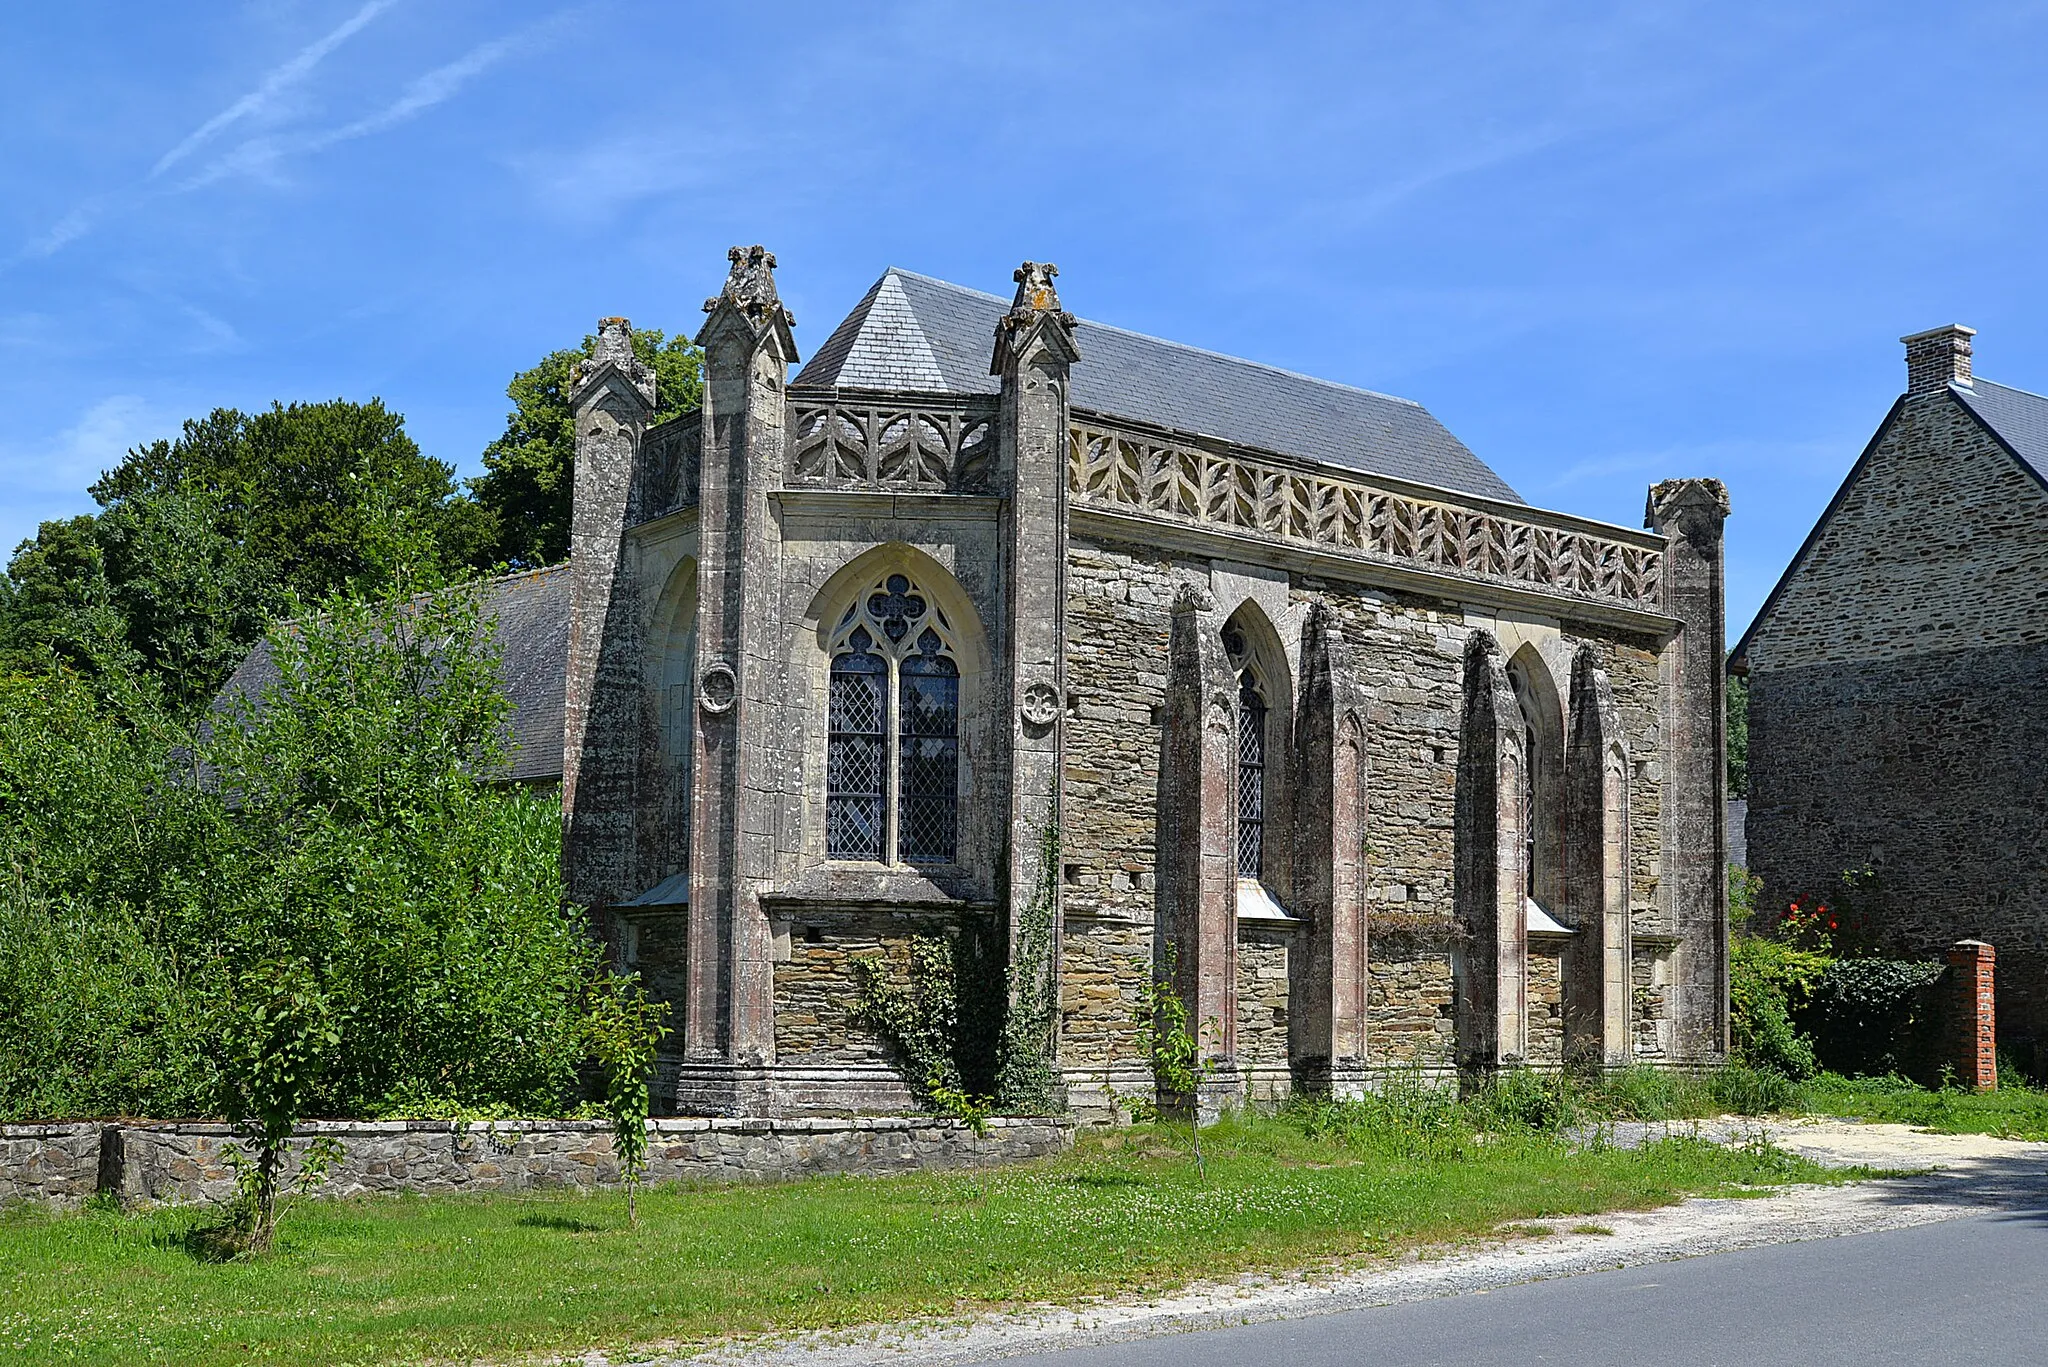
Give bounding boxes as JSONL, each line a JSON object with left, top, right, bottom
{"left": 570, "top": 1120, "right": 2048, "bottom": 1367}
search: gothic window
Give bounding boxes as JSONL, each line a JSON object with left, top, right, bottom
{"left": 1507, "top": 653, "right": 1562, "bottom": 918}
{"left": 899, "top": 628, "right": 959, "bottom": 864}
{"left": 1236, "top": 671, "right": 1268, "bottom": 878}
{"left": 824, "top": 573, "right": 962, "bottom": 865}
{"left": 826, "top": 630, "right": 886, "bottom": 860}
{"left": 1520, "top": 702, "right": 1538, "bottom": 901}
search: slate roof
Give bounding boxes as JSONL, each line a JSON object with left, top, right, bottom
{"left": 795, "top": 268, "right": 1523, "bottom": 503}
{"left": 216, "top": 565, "right": 570, "bottom": 783}
{"left": 1953, "top": 378, "right": 2048, "bottom": 489}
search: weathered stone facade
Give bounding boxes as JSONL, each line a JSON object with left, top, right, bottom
{"left": 555, "top": 249, "right": 1729, "bottom": 1119}
{"left": 1737, "top": 328, "right": 2048, "bottom": 1057}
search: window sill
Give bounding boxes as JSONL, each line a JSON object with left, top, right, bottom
{"left": 763, "top": 864, "right": 993, "bottom": 913}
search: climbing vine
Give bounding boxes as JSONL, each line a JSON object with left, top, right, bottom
{"left": 993, "top": 810, "right": 1062, "bottom": 1111}
{"left": 852, "top": 808, "right": 1064, "bottom": 1116}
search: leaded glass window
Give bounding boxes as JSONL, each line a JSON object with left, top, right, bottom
{"left": 1236, "top": 673, "right": 1267, "bottom": 878}
{"left": 826, "top": 628, "right": 887, "bottom": 860}
{"left": 824, "top": 573, "right": 963, "bottom": 865}
{"left": 899, "top": 628, "right": 959, "bottom": 864}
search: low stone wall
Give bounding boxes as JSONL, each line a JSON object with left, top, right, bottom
{"left": 0, "top": 1115, "right": 1073, "bottom": 1211}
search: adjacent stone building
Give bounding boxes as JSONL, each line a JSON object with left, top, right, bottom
{"left": 232, "top": 248, "right": 1726, "bottom": 1116}
{"left": 1732, "top": 325, "right": 2048, "bottom": 1061}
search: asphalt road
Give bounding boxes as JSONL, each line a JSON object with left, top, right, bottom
{"left": 991, "top": 1206, "right": 2048, "bottom": 1367}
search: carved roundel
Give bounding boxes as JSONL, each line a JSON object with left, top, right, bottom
{"left": 698, "top": 660, "right": 738, "bottom": 714}
{"left": 1020, "top": 680, "right": 1061, "bottom": 727}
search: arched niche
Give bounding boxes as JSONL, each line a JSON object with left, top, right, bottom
{"left": 1563, "top": 646, "right": 1632, "bottom": 1068}
{"left": 1454, "top": 629, "right": 1529, "bottom": 1069}
{"left": 1219, "top": 597, "right": 1295, "bottom": 900}
{"left": 1504, "top": 644, "right": 1566, "bottom": 920}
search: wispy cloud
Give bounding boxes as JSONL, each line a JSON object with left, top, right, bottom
{"left": 149, "top": 0, "right": 401, "bottom": 179}
{"left": 183, "top": 15, "right": 570, "bottom": 189}
{"left": 1540, "top": 436, "right": 1849, "bottom": 493}
{"left": 11, "top": 3, "right": 564, "bottom": 263}
{"left": 0, "top": 395, "right": 180, "bottom": 553}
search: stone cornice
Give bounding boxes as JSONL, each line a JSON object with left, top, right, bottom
{"left": 1073, "top": 503, "right": 1680, "bottom": 638}
{"left": 771, "top": 489, "right": 1004, "bottom": 523}
{"left": 1070, "top": 419, "right": 1673, "bottom": 631}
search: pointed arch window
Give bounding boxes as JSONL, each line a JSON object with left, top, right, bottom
{"left": 1236, "top": 670, "right": 1268, "bottom": 879}
{"left": 825, "top": 573, "right": 961, "bottom": 865}
{"left": 1506, "top": 655, "right": 1562, "bottom": 918}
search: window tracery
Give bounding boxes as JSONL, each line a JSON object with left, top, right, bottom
{"left": 824, "top": 572, "right": 961, "bottom": 865}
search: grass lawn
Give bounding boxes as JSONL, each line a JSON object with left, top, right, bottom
{"left": 0, "top": 1113, "right": 1845, "bottom": 1367}
{"left": 1798, "top": 1074, "right": 2048, "bottom": 1139}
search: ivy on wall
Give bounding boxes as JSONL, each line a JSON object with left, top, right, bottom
{"left": 853, "top": 811, "right": 1064, "bottom": 1116}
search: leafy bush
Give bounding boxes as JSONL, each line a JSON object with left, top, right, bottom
{"left": 1474, "top": 1067, "right": 1577, "bottom": 1133}
{"left": 1283, "top": 1070, "right": 1471, "bottom": 1160}
{"left": 1801, "top": 958, "right": 1947, "bottom": 1078}
{"left": 1586, "top": 1063, "right": 1718, "bottom": 1120}
{"left": 0, "top": 579, "right": 610, "bottom": 1123}
{"left": 1730, "top": 933, "right": 1824, "bottom": 1079}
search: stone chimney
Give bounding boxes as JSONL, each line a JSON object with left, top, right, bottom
{"left": 1902, "top": 324, "right": 1974, "bottom": 396}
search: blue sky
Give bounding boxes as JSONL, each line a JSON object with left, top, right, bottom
{"left": 5, "top": 2, "right": 2047, "bottom": 635}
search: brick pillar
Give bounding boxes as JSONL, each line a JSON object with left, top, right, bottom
{"left": 1947, "top": 940, "right": 1997, "bottom": 1092}
{"left": 679, "top": 246, "right": 797, "bottom": 1112}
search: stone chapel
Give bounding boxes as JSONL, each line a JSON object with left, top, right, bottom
{"left": 517, "top": 246, "right": 1729, "bottom": 1117}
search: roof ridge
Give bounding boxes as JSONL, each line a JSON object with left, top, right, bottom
{"left": 886, "top": 267, "right": 1426, "bottom": 410}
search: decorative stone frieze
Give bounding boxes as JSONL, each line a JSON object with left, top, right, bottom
{"left": 789, "top": 397, "right": 997, "bottom": 491}
{"left": 1070, "top": 421, "right": 1665, "bottom": 613}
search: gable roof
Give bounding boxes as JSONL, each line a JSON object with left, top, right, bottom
{"left": 795, "top": 268, "right": 1523, "bottom": 503}
{"left": 216, "top": 565, "right": 571, "bottom": 783}
{"left": 1952, "top": 378, "right": 2048, "bottom": 490}
{"left": 1730, "top": 377, "right": 2048, "bottom": 669}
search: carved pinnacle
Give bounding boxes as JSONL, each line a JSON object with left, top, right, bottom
{"left": 703, "top": 244, "right": 796, "bottom": 330}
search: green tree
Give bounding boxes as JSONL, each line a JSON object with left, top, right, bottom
{"left": 582, "top": 972, "right": 671, "bottom": 1225}
{"left": 1, "top": 399, "right": 479, "bottom": 711}
{"left": 0, "top": 515, "right": 141, "bottom": 685}
{"left": 468, "top": 327, "right": 702, "bottom": 569}
{"left": 1727, "top": 672, "right": 1749, "bottom": 799}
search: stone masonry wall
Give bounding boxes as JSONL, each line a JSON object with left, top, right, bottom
{"left": 1235, "top": 932, "right": 1293, "bottom": 1066}
{"left": 1059, "top": 531, "right": 1675, "bottom": 1088}
{"left": 1743, "top": 391, "right": 2048, "bottom": 672}
{"left": 1527, "top": 947, "right": 1564, "bottom": 1066}
{"left": 770, "top": 910, "right": 967, "bottom": 1064}
{"left": 1746, "top": 387, "right": 2048, "bottom": 1056}
{"left": 0, "top": 1116, "right": 1072, "bottom": 1211}
{"left": 1366, "top": 949, "right": 1456, "bottom": 1066}
{"left": 1749, "top": 642, "right": 2048, "bottom": 1051}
